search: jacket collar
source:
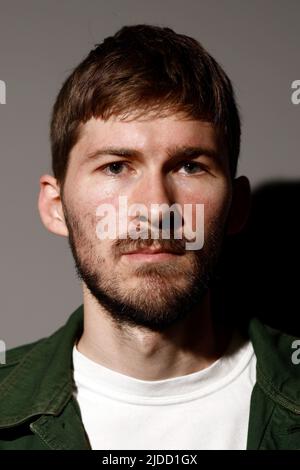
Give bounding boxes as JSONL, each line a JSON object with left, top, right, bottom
{"left": 0, "top": 305, "right": 84, "bottom": 428}
{"left": 248, "top": 317, "right": 300, "bottom": 414}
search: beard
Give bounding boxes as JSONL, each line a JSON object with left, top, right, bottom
{"left": 62, "top": 202, "right": 227, "bottom": 332}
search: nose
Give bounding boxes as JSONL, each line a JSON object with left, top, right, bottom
{"left": 130, "top": 172, "right": 182, "bottom": 236}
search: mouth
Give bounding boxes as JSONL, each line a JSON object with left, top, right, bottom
{"left": 121, "top": 248, "right": 184, "bottom": 262}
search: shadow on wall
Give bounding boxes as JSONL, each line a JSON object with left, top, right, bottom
{"left": 215, "top": 180, "right": 300, "bottom": 336}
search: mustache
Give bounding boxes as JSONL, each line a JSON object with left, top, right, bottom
{"left": 113, "top": 232, "right": 190, "bottom": 256}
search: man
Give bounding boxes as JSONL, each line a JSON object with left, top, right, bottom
{"left": 0, "top": 24, "right": 299, "bottom": 450}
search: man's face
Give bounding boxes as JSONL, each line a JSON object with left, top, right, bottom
{"left": 61, "top": 112, "right": 233, "bottom": 331}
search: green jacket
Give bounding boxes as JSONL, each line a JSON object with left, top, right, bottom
{"left": 0, "top": 304, "right": 300, "bottom": 450}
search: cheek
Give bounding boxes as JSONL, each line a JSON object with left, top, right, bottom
{"left": 204, "top": 185, "right": 232, "bottom": 231}
{"left": 71, "top": 175, "right": 120, "bottom": 223}
{"left": 181, "top": 181, "right": 232, "bottom": 233}
{"left": 64, "top": 176, "right": 122, "bottom": 255}
{"left": 68, "top": 177, "right": 126, "bottom": 247}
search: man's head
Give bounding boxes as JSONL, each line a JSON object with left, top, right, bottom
{"left": 39, "top": 24, "right": 250, "bottom": 332}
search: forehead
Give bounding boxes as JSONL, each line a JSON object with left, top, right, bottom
{"left": 74, "top": 113, "right": 219, "bottom": 156}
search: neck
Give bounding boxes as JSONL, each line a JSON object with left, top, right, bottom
{"left": 76, "top": 284, "right": 231, "bottom": 381}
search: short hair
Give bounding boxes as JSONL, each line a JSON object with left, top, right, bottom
{"left": 50, "top": 24, "right": 241, "bottom": 193}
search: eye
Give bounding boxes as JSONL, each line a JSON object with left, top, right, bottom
{"left": 102, "top": 162, "right": 129, "bottom": 176}
{"left": 178, "top": 161, "right": 207, "bottom": 175}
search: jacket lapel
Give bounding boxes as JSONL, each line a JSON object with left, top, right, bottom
{"left": 247, "top": 318, "right": 300, "bottom": 449}
{"left": 30, "top": 399, "right": 91, "bottom": 450}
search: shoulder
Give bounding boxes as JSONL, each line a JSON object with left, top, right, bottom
{"left": 249, "top": 317, "right": 300, "bottom": 409}
{"left": 0, "top": 304, "right": 84, "bottom": 387}
{"left": 0, "top": 337, "right": 46, "bottom": 383}
{"left": 249, "top": 317, "right": 300, "bottom": 360}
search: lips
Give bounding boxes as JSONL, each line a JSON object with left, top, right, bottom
{"left": 120, "top": 240, "right": 186, "bottom": 257}
{"left": 121, "top": 250, "right": 181, "bottom": 263}
{"left": 124, "top": 249, "right": 178, "bottom": 255}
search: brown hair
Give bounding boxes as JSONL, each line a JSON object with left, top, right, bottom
{"left": 50, "top": 24, "right": 241, "bottom": 193}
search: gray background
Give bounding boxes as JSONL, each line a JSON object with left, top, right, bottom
{"left": 0, "top": 0, "right": 299, "bottom": 348}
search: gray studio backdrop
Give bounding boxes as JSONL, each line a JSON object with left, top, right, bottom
{"left": 0, "top": 0, "right": 299, "bottom": 348}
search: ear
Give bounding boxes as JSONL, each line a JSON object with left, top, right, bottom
{"left": 226, "top": 175, "right": 251, "bottom": 235}
{"left": 38, "top": 174, "right": 69, "bottom": 237}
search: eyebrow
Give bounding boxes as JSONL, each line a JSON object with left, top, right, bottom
{"left": 84, "top": 145, "right": 219, "bottom": 162}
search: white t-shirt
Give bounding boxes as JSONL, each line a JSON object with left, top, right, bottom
{"left": 72, "top": 332, "right": 256, "bottom": 450}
